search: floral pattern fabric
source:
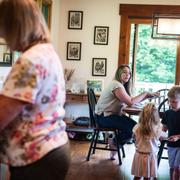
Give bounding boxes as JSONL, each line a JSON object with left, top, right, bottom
{"left": 0, "top": 43, "right": 68, "bottom": 166}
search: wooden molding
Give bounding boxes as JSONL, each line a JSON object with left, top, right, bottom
{"left": 119, "top": 4, "right": 180, "bottom": 17}
{"left": 176, "top": 42, "right": 180, "bottom": 85}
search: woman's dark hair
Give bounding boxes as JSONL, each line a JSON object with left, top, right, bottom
{"left": 114, "top": 64, "right": 132, "bottom": 95}
{"left": 0, "top": 0, "right": 50, "bottom": 52}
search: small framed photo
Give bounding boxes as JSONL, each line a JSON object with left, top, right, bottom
{"left": 68, "top": 11, "right": 83, "bottom": 29}
{"left": 0, "top": 48, "right": 12, "bottom": 67}
{"left": 94, "top": 26, "right": 109, "bottom": 45}
{"left": 92, "top": 58, "right": 107, "bottom": 76}
{"left": 3, "top": 53, "right": 11, "bottom": 63}
{"left": 0, "top": 39, "right": 12, "bottom": 67}
{"left": 67, "top": 42, "right": 81, "bottom": 60}
{"left": 87, "top": 79, "right": 104, "bottom": 95}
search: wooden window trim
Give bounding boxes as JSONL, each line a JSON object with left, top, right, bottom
{"left": 118, "top": 4, "right": 180, "bottom": 85}
{"left": 35, "top": 0, "right": 52, "bottom": 29}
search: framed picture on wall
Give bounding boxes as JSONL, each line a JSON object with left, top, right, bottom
{"left": 94, "top": 26, "right": 109, "bottom": 45}
{"left": 3, "top": 53, "right": 11, "bottom": 63}
{"left": 68, "top": 11, "right": 83, "bottom": 29}
{"left": 67, "top": 42, "right": 81, "bottom": 60}
{"left": 0, "top": 39, "right": 13, "bottom": 67}
{"left": 0, "top": 52, "right": 13, "bottom": 67}
{"left": 92, "top": 58, "right": 107, "bottom": 76}
{"left": 87, "top": 79, "right": 104, "bottom": 95}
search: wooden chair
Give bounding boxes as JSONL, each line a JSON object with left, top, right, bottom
{"left": 157, "top": 88, "right": 169, "bottom": 105}
{"left": 86, "top": 88, "right": 125, "bottom": 165}
{"left": 157, "top": 139, "right": 168, "bottom": 167}
{"left": 149, "top": 88, "right": 169, "bottom": 106}
{"left": 157, "top": 98, "right": 169, "bottom": 167}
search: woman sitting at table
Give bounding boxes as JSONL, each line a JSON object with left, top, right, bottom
{"left": 95, "top": 64, "right": 159, "bottom": 159}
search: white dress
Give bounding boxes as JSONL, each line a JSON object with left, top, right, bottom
{"left": 131, "top": 124, "right": 161, "bottom": 178}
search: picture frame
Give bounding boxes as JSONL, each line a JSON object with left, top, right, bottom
{"left": 0, "top": 40, "right": 13, "bottom": 67}
{"left": 67, "top": 42, "right": 81, "bottom": 60}
{"left": 68, "top": 11, "right": 83, "bottom": 29}
{"left": 87, "top": 79, "right": 104, "bottom": 95}
{"left": 94, "top": 26, "right": 109, "bottom": 45}
{"left": 92, "top": 58, "right": 107, "bottom": 76}
{"left": 3, "top": 53, "right": 11, "bottom": 62}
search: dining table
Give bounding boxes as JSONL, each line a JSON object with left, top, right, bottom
{"left": 123, "top": 104, "right": 165, "bottom": 118}
{"left": 123, "top": 106, "right": 142, "bottom": 116}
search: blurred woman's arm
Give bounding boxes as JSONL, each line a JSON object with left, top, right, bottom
{"left": 0, "top": 95, "right": 26, "bottom": 132}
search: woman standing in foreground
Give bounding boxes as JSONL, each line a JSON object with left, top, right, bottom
{"left": 0, "top": 0, "right": 70, "bottom": 179}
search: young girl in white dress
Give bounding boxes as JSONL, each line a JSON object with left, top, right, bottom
{"left": 131, "top": 103, "right": 167, "bottom": 180}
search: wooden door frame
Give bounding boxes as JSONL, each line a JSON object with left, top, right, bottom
{"left": 118, "top": 4, "right": 180, "bottom": 85}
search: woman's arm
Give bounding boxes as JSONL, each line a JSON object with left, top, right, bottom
{"left": 0, "top": 95, "right": 26, "bottom": 132}
{"left": 168, "top": 134, "right": 180, "bottom": 142}
{"left": 113, "top": 87, "right": 157, "bottom": 106}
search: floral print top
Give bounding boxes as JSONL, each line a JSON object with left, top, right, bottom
{"left": 0, "top": 43, "right": 68, "bottom": 166}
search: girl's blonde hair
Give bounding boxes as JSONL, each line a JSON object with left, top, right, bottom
{"left": 0, "top": 0, "right": 50, "bottom": 52}
{"left": 114, "top": 64, "right": 132, "bottom": 95}
{"left": 137, "top": 103, "right": 161, "bottom": 139}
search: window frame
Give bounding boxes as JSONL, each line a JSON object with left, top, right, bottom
{"left": 118, "top": 4, "right": 180, "bottom": 85}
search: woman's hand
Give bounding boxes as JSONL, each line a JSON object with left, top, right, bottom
{"left": 146, "top": 92, "right": 160, "bottom": 99}
{"left": 168, "top": 134, "right": 180, "bottom": 142}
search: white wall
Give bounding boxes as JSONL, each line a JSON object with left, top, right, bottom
{"left": 58, "top": 0, "right": 121, "bottom": 119}
{"left": 51, "top": 0, "right": 61, "bottom": 51}
{"left": 59, "top": 0, "right": 120, "bottom": 90}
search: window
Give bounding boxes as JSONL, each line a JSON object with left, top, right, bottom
{"left": 129, "top": 23, "right": 176, "bottom": 94}
{"left": 118, "top": 4, "right": 180, "bottom": 86}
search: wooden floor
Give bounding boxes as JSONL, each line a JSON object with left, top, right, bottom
{"left": 65, "top": 140, "right": 170, "bottom": 180}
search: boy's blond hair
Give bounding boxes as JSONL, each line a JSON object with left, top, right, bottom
{"left": 168, "top": 85, "right": 180, "bottom": 99}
